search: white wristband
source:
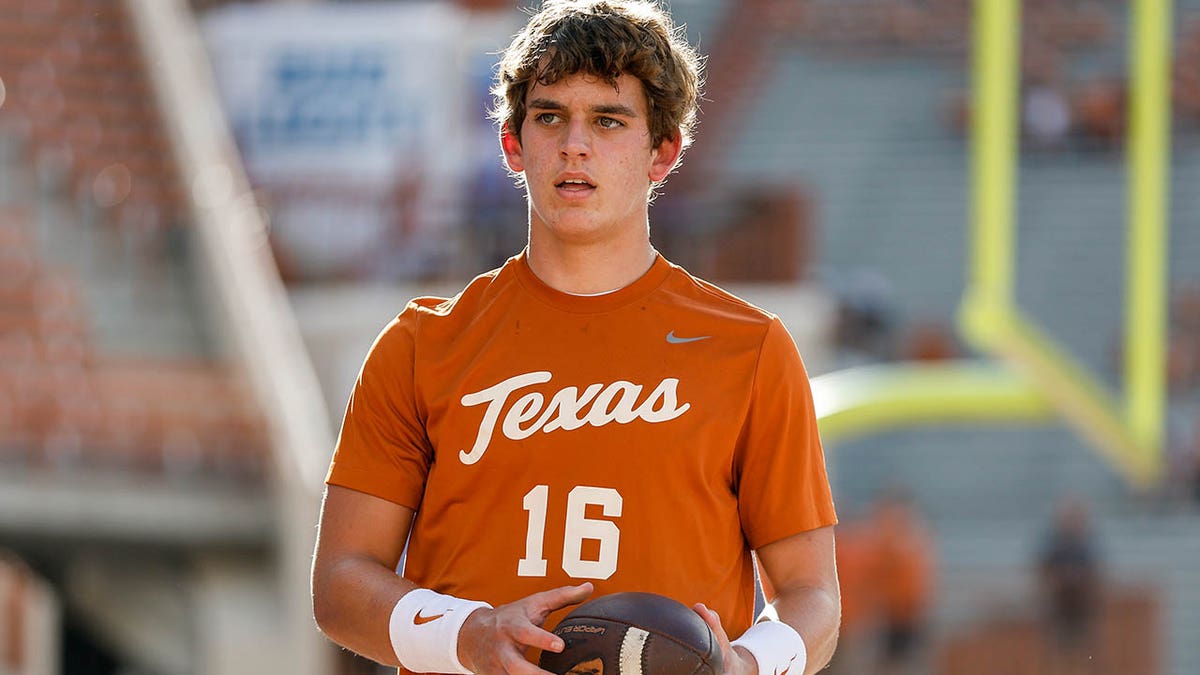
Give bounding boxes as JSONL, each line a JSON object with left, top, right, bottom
{"left": 731, "top": 620, "right": 807, "bottom": 675}
{"left": 388, "top": 588, "right": 492, "bottom": 674}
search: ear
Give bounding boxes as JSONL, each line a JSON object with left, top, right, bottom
{"left": 500, "top": 124, "right": 524, "bottom": 173}
{"left": 648, "top": 129, "right": 684, "bottom": 183}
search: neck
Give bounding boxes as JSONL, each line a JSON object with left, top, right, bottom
{"left": 525, "top": 234, "right": 657, "bottom": 295}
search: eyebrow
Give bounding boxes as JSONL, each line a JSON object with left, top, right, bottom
{"left": 527, "top": 98, "right": 639, "bottom": 118}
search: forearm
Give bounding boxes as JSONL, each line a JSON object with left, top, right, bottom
{"left": 312, "top": 554, "right": 416, "bottom": 665}
{"left": 771, "top": 585, "right": 841, "bottom": 675}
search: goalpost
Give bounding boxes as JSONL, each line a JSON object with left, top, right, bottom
{"left": 812, "top": 0, "right": 1173, "bottom": 489}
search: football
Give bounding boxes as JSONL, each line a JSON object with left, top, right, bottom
{"left": 539, "top": 592, "right": 723, "bottom": 675}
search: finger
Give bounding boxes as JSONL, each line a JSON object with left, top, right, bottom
{"left": 696, "top": 600, "right": 720, "bottom": 634}
{"left": 501, "top": 648, "right": 560, "bottom": 675}
{"left": 510, "top": 621, "right": 566, "bottom": 653}
{"left": 695, "top": 605, "right": 746, "bottom": 675}
{"left": 694, "top": 603, "right": 732, "bottom": 645}
{"left": 551, "top": 582, "right": 594, "bottom": 606}
{"left": 529, "top": 582, "right": 594, "bottom": 617}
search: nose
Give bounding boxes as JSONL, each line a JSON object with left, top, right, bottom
{"left": 560, "top": 118, "right": 591, "bottom": 158}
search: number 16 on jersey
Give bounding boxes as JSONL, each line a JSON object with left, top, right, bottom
{"left": 518, "top": 485, "right": 623, "bottom": 580}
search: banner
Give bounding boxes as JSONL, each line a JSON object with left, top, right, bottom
{"left": 202, "top": 2, "right": 474, "bottom": 281}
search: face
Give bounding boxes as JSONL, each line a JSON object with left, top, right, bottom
{"left": 501, "top": 72, "right": 682, "bottom": 247}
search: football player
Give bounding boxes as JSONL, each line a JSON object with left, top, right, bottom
{"left": 311, "top": 2, "right": 840, "bottom": 674}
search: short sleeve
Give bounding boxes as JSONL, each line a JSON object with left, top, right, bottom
{"left": 735, "top": 317, "right": 838, "bottom": 549}
{"left": 325, "top": 309, "right": 432, "bottom": 510}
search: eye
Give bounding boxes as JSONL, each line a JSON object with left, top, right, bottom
{"left": 597, "top": 116, "right": 624, "bottom": 129}
{"left": 535, "top": 112, "right": 560, "bottom": 125}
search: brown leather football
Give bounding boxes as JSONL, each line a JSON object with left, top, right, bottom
{"left": 539, "top": 592, "right": 723, "bottom": 675}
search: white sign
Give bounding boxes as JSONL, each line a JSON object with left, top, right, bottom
{"left": 201, "top": 2, "right": 472, "bottom": 279}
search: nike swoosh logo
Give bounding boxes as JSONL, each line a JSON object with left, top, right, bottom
{"left": 666, "top": 331, "right": 711, "bottom": 344}
{"left": 414, "top": 610, "right": 446, "bottom": 626}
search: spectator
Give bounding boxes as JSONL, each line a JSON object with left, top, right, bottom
{"left": 1172, "top": 20, "right": 1200, "bottom": 127}
{"left": 1163, "top": 286, "right": 1200, "bottom": 507}
{"left": 1023, "top": 84, "right": 1072, "bottom": 150}
{"left": 1171, "top": 285, "right": 1200, "bottom": 388}
{"left": 1020, "top": 47, "right": 1072, "bottom": 151}
{"left": 827, "top": 519, "right": 878, "bottom": 675}
{"left": 1036, "top": 497, "right": 1103, "bottom": 675}
{"left": 901, "top": 319, "right": 959, "bottom": 362}
{"left": 870, "top": 489, "right": 936, "bottom": 675}
{"left": 1189, "top": 415, "right": 1200, "bottom": 506}
{"left": 1073, "top": 78, "right": 1125, "bottom": 149}
{"left": 832, "top": 270, "right": 899, "bottom": 364}
{"left": 1164, "top": 402, "right": 1200, "bottom": 508}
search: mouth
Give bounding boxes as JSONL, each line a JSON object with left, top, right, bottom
{"left": 556, "top": 178, "right": 596, "bottom": 191}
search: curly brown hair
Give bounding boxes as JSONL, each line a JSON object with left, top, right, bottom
{"left": 491, "top": 0, "right": 704, "bottom": 160}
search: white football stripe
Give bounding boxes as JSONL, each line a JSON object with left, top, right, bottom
{"left": 619, "top": 627, "right": 650, "bottom": 675}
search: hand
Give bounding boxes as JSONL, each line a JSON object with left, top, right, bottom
{"left": 458, "top": 582, "right": 594, "bottom": 675}
{"left": 694, "top": 604, "right": 759, "bottom": 675}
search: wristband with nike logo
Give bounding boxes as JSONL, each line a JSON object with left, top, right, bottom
{"left": 388, "top": 588, "right": 492, "bottom": 673}
{"left": 731, "top": 619, "right": 807, "bottom": 675}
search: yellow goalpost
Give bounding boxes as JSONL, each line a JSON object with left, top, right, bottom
{"left": 811, "top": 0, "right": 1173, "bottom": 489}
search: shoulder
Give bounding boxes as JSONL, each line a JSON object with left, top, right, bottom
{"left": 370, "top": 262, "right": 518, "bottom": 354}
{"left": 659, "top": 261, "right": 783, "bottom": 333}
{"left": 657, "top": 264, "right": 811, "bottom": 378}
{"left": 398, "top": 260, "right": 519, "bottom": 326}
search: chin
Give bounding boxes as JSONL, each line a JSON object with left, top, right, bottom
{"left": 550, "top": 224, "right": 608, "bottom": 244}
{"left": 535, "top": 209, "right": 602, "bottom": 237}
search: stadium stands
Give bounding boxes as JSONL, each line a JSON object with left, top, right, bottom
{"left": 0, "top": 1, "right": 284, "bottom": 669}
{"left": 0, "top": 0, "right": 269, "bottom": 487}
{"left": 0, "top": 0, "right": 183, "bottom": 229}
{"left": 0, "top": 207, "right": 268, "bottom": 484}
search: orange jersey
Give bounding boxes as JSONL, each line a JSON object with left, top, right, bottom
{"left": 327, "top": 252, "right": 837, "bottom": 650}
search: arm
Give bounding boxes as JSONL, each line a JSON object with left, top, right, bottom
{"left": 696, "top": 526, "right": 840, "bottom": 675}
{"left": 312, "top": 484, "right": 417, "bottom": 665}
{"left": 312, "top": 485, "right": 593, "bottom": 673}
{"left": 757, "top": 526, "right": 841, "bottom": 673}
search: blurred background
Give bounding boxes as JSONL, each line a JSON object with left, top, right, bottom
{"left": 1, "top": 0, "right": 1199, "bottom": 673}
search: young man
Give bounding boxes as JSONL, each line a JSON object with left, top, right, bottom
{"left": 311, "top": 2, "right": 840, "bottom": 674}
